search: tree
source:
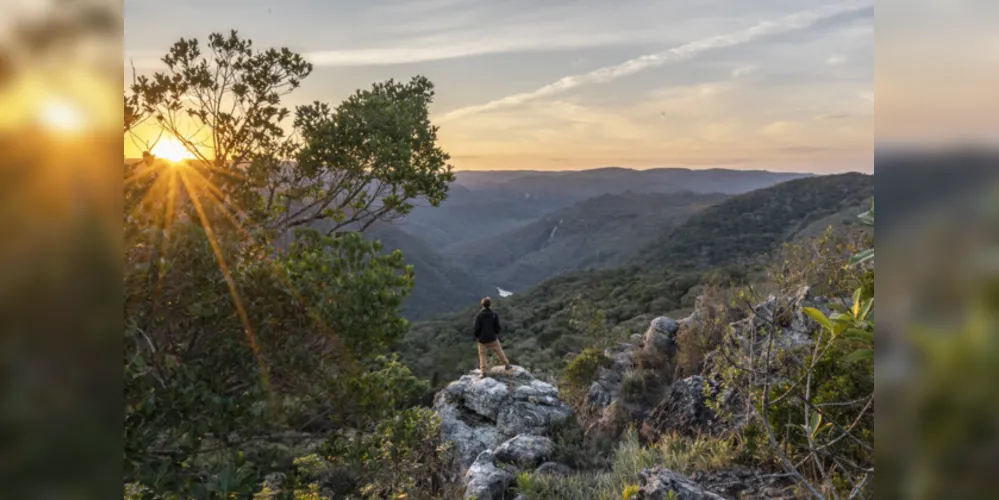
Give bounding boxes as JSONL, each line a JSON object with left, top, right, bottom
{"left": 128, "top": 30, "right": 454, "bottom": 238}
{"left": 123, "top": 32, "right": 456, "bottom": 498}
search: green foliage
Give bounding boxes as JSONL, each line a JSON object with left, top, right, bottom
{"left": 560, "top": 348, "right": 612, "bottom": 406}
{"left": 517, "top": 428, "right": 739, "bottom": 500}
{"left": 640, "top": 173, "right": 874, "bottom": 270}
{"left": 404, "top": 174, "right": 873, "bottom": 389}
{"left": 547, "top": 417, "right": 616, "bottom": 471}
{"left": 706, "top": 203, "right": 876, "bottom": 498}
{"left": 618, "top": 370, "right": 647, "bottom": 405}
{"left": 849, "top": 199, "right": 874, "bottom": 266}
{"left": 278, "top": 230, "right": 414, "bottom": 360}
{"left": 292, "top": 75, "right": 455, "bottom": 230}
{"left": 621, "top": 484, "right": 641, "bottom": 500}
{"left": 324, "top": 407, "right": 460, "bottom": 499}
{"left": 348, "top": 354, "right": 431, "bottom": 423}
{"left": 128, "top": 30, "right": 454, "bottom": 235}
{"left": 124, "top": 32, "right": 455, "bottom": 499}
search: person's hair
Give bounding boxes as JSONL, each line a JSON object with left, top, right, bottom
{"left": 481, "top": 297, "right": 492, "bottom": 309}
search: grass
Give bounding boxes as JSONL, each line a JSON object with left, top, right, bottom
{"left": 517, "top": 427, "right": 741, "bottom": 499}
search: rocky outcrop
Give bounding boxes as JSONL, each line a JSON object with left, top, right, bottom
{"left": 636, "top": 468, "right": 726, "bottom": 500}
{"left": 535, "top": 461, "right": 572, "bottom": 477}
{"left": 435, "top": 365, "right": 573, "bottom": 499}
{"left": 435, "top": 365, "right": 571, "bottom": 468}
{"left": 435, "top": 398, "right": 502, "bottom": 467}
{"left": 463, "top": 451, "right": 515, "bottom": 500}
{"left": 584, "top": 287, "right": 831, "bottom": 443}
{"left": 689, "top": 467, "right": 795, "bottom": 499}
{"left": 644, "top": 376, "right": 721, "bottom": 438}
{"left": 493, "top": 435, "right": 554, "bottom": 468}
{"left": 644, "top": 316, "right": 679, "bottom": 358}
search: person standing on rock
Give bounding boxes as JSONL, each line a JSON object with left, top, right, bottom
{"left": 474, "top": 297, "right": 511, "bottom": 373}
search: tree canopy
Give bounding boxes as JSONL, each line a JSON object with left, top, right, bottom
{"left": 123, "top": 32, "right": 457, "bottom": 498}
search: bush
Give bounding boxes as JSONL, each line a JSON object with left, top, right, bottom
{"left": 324, "top": 407, "right": 461, "bottom": 499}
{"left": 547, "top": 417, "right": 615, "bottom": 471}
{"left": 619, "top": 370, "right": 647, "bottom": 405}
{"left": 560, "top": 347, "right": 612, "bottom": 406}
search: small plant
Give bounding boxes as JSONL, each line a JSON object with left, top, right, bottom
{"left": 621, "top": 483, "right": 641, "bottom": 500}
{"left": 619, "top": 369, "right": 647, "bottom": 404}
{"left": 561, "top": 347, "right": 612, "bottom": 406}
{"left": 655, "top": 432, "right": 739, "bottom": 473}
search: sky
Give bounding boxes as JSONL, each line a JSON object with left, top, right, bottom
{"left": 123, "top": 0, "right": 875, "bottom": 173}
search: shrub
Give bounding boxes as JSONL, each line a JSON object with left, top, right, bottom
{"left": 619, "top": 370, "right": 647, "bottom": 405}
{"left": 655, "top": 432, "right": 739, "bottom": 473}
{"left": 621, "top": 484, "right": 641, "bottom": 500}
{"left": 560, "top": 348, "right": 612, "bottom": 406}
{"left": 548, "top": 417, "right": 615, "bottom": 471}
{"left": 325, "top": 407, "right": 461, "bottom": 499}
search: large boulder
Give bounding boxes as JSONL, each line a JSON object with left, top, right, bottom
{"left": 690, "top": 467, "right": 794, "bottom": 499}
{"left": 636, "top": 468, "right": 726, "bottom": 500}
{"left": 584, "top": 367, "right": 622, "bottom": 414}
{"left": 435, "top": 365, "right": 572, "bottom": 469}
{"left": 497, "top": 398, "right": 573, "bottom": 436}
{"left": 493, "top": 435, "right": 554, "bottom": 468}
{"left": 605, "top": 342, "right": 638, "bottom": 372}
{"left": 463, "top": 451, "right": 515, "bottom": 500}
{"left": 437, "top": 374, "right": 511, "bottom": 421}
{"left": 535, "top": 462, "right": 573, "bottom": 477}
{"left": 643, "top": 317, "right": 679, "bottom": 358}
{"left": 643, "top": 376, "right": 721, "bottom": 438}
{"left": 435, "top": 398, "right": 502, "bottom": 467}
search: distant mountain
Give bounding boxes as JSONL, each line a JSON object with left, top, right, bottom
{"left": 399, "top": 167, "right": 811, "bottom": 249}
{"left": 394, "top": 183, "right": 575, "bottom": 249}
{"left": 363, "top": 222, "right": 493, "bottom": 321}
{"left": 400, "top": 173, "right": 873, "bottom": 385}
{"left": 637, "top": 172, "right": 874, "bottom": 269}
{"left": 447, "top": 191, "right": 729, "bottom": 292}
{"left": 453, "top": 167, "right": 812, "bottom": 198}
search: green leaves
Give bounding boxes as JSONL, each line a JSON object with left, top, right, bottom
{"left": 849, "top": 199, "right": 874, "bottom": 266}
{"left": 844, "top": 349, "right": 874, "bottom": 363}
{"left": 804, "top": 286, "right": 874, "bottom": 365}
{"left": 288, "top": 76, "right": 455, "bottom": 231}
{"left": 849, "top": 248, "right": 874, "bottom": 266}
{"left": 803, "top": 307, "right": 833, "bottom": 333}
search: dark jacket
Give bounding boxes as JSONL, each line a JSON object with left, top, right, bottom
{"left": 473, "top": 308, "right": 502, "bottom": 344}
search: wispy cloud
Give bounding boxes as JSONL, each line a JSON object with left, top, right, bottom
{"left": 731, "top": 65, "right": 758, "bottom": 78}
{"left": 440, "top": 0, "right": 873, "bottom": 122}
{"left": 301, "top": 26, "right": 680, "bottom": 67}
{"left": 826, "top": 54, "right": 847, "bottom": 65}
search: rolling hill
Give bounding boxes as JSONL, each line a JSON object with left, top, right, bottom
{"left": 398, "top": 167, "right": 811, "bottom": 250}
{"left": 398, "top": 172, "right": 873, "bottom": 386}
{"left": 446, "top": 191, "right": 729, "bottom": 292}
{"left": 363, "top": 222, "right": 495, "bottom": 321}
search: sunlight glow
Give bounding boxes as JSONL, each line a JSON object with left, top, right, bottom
{"left": 151, "top": 138, "right": 196, "bottom": 162}
{"left": 38, "top": 98, "right": 87, "bottom": 133}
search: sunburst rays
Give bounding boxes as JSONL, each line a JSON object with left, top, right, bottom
{"left": 126, "top": 145, "right": 352, "bottom": 393}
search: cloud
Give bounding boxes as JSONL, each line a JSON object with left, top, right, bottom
{"left": 815, "top": 113, "right": 852, "bottom": 120}
{"left": 781, "top": 146, "right": 836, "bottom": 153}
{"left": 827, "top": 54, "right": 848, "bottom": 65}
{"left": 731, "top": 65, "right": 758, "bottom": 78}
{"left": 761, "top": 121, "right": 801, "bottom": 137}
{"left": 439, "top": 0, "right": 874, "bottom": 122}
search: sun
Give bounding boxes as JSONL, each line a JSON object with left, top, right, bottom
{"left": 38, "top": 97, "right": 87, "bottom": 133}
{"left": 151, "top": 138, "right": 196, "bottom": 163}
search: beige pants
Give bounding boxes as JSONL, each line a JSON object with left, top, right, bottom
{"left": 477, "top": 340, "right": 509, "bottom": 372}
